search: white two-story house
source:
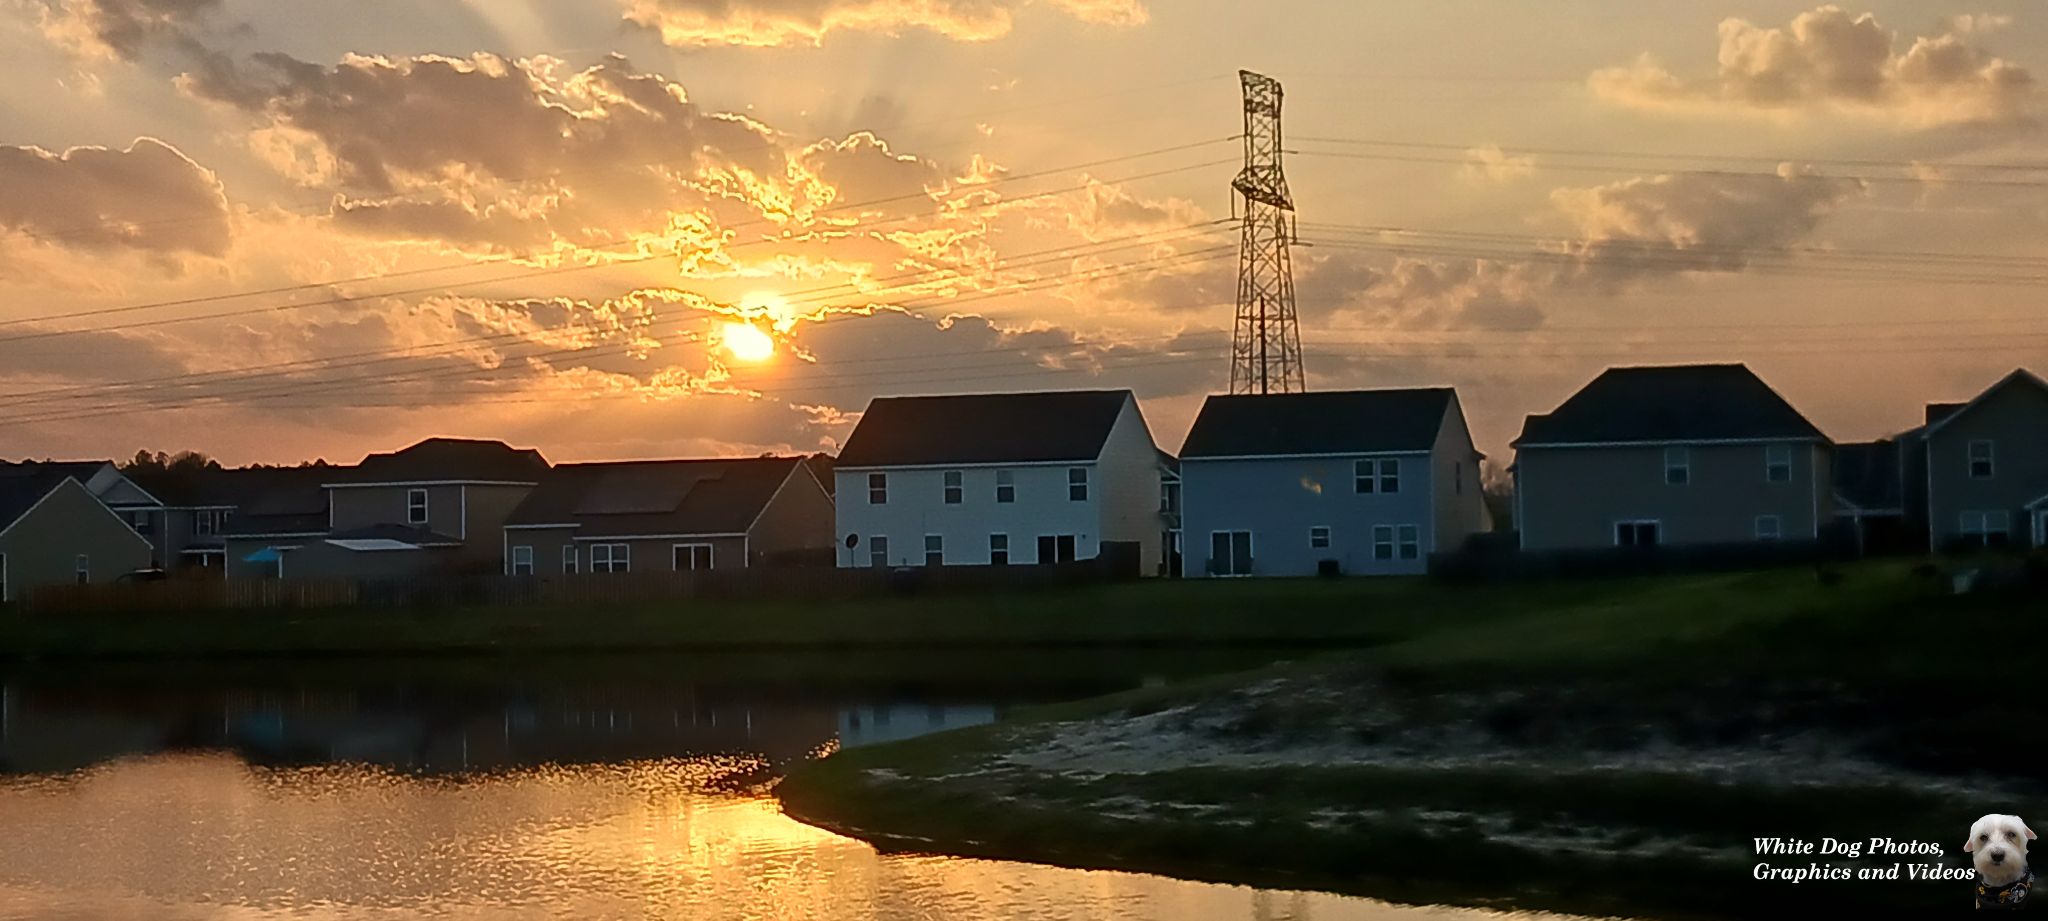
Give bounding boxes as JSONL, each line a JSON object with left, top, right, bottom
{"left": 832, "top": 390, "right": 1165, "bottom": 573}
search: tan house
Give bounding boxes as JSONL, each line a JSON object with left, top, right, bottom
{"left": 502, "top": 456, "right": 834, "bottom": 575}
{"left": 1909, "top": 368, "right": 2048, "bottom": 550}
{"left": 0, "top": 469, "right": 153, "bottom": 603}
{"left": 1513, "top": 364, "right": 1834, "bottom": 552}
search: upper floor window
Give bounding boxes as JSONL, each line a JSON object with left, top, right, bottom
{"left": 1068, "top": 467, "right": 1089, "bottom": 502}
{"left": 407, "top": 488, "right": 429, "bottom": 525}
{"left": 868, "top": 472, "right": 888, "bottom": 505}
{"left": 127, "top": 510, "right": 153, "bottom": 535}
{"left": 1160, "top": 481, "right": 1181, "bottom": 515}
{"left": 1664, "top": 447, "right": 1691, "bottom": 486}
{"left": 1968, "top": 440, "right": 1995, "bottom": 479}
{"left": 943, "top": 470, "right": 963, "bottom": 505}
{"left": 1354, "top": 458, "right": 1400, "bottom": 494}
{"left": 995, "top": 469, "right": 1015, "bottom": 503}
{"left": 1765, "top": 445, "right": 1792, "bottom": 484}
{"left": 193, "top": 509, "right": 227, "bottom": 536}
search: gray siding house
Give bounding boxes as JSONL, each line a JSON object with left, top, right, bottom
{"left": 1179, "top": 389, "right": 1487, "bottom": 577}
{"left": 1514, "top": 364, "right": 1834, "bottom": 552}
{"left": 1914, "top": 368, "right": 2048, "bottom": 550}
{"left": 0, "top": 470, "right": 153, "bottom": 603}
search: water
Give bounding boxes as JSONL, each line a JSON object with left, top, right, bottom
{"left": 0, "top": 656, "right": 1557, "bottom": 921}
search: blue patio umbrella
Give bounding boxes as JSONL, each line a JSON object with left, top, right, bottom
{"left": 242, "top": 547, "right": 283, "bottom": 564}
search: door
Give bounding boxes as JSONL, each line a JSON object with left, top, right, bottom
{"left": 1615, "top": 521, "right": 1660, "bottom": 548}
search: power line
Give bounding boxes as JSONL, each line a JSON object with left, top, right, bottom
{"left": 1297, "top": 221, "right": 2048, "bottom": 270}
{"left": 1293, "top": 135, "right": 2048, "bottom": 174}
{"left": 1288, "top": 148, "right": 2048, "bottom": 189}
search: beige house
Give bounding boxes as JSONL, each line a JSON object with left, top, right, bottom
{"left": 502, "top": 456, "right": 834, "bottom": 575}
{"left": 1513, "top": 364, "right": 1834, "bottom": 552}
{"left": 0, "top": 470, "right": 153, "bottom": 604}
{"left": 1910, "top": 368, "right": 2048, "bottom": 550}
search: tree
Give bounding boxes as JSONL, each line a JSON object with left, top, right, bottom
{"left": 1481, "top": 458, "right": 1515, "bottom": 532}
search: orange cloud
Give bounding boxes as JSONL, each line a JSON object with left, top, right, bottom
{"left": 619, "top": 0, "right": 1146, "bottom": 48}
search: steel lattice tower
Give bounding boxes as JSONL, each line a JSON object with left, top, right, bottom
{"left": 1228, "top": 70, "right": 1305, "bottom": 395}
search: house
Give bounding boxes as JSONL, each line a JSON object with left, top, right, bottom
{"left": 1832, "top": 439, "right": 1910, "bottom": 555}
{"left": 224, "top": 439, "right": 548, "bottom": 579}
{"left": 0, "top": 468, "right": 154, "bottom": 603}
{"left": 502, "top": 456, "right": 834, "bottom": 575}
{"left": 122, "top": 466, "right": 246, "bottom": 572}
{"left": 1907, "top": 368, "right": 2048, "bottom": 550}
{"left": 831, "top": 390, "right": 1165, "bottom": 572}
{"left": 1178, "top": 388, "right": 1487, "bottom": 577}
{"left": 0, "top": 460, "right": 163, "bottom": 562}
{"left": 1512, "top": 364, "right": 1833, "bottom": 552}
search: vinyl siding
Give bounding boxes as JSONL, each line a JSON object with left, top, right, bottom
{"left": 1181, "top": 453, "right": 1435, "bottom": 577}
{"left": 0, "top": 480, "right": 153, "bottom": 601}
{"left": 1517, "top": 441, "right": 1828, "bottom": 551}
{"left": 1926, "top": 382, "right": 2048, "bottom": 549}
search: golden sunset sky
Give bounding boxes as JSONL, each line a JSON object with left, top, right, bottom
{"left": 0, "top": 0, "right": 2042, "bottom": 465}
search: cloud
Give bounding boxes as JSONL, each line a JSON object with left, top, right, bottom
{"left": 0, "top": 137, "right": 232, "bottom": 263}
{"left": 1549, "top": 165, "right": 1865, "bottom": 282}
{"left": 1461, "top": 145, "right": 1536, "bottom": 183}
{"left": 1589, "top": 5, "right": 2036, "bottom": 127}
{"left": 619, "top": 0, "right": 1146, "bottom": 48}
{"left": 33, "top": 0, "right": 221, "bottom": 60}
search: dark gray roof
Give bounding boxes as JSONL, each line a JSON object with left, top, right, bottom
{"left": 345, "top": 438, "right": 549, "bottom": 483}
{"left": 218, "top": 467, "right": 334, "bottom": 536}
{"left": 835, "top": 390, "right": 1132, "bottom": 467}
{"left": 1514, "top": 364, "right": 1826, "bottom": 446}
{"left": 1923, "top": 368, "right": 2048, "bottom": 436}
{"left": 507, "top": 456, "right": 806, "bottom": 536}
{"left": 1179, "top": 389, "right": 1455, "bottom": 459}
{"left": 0, "top": 468, "right": 75, "bottom": 532}
{"left": 1834, "top": 440, "right": 1903, "bottom": 512}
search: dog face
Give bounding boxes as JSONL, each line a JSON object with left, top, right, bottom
{"left": 1966, "top": 814, "right": 2036, "bottom": 884}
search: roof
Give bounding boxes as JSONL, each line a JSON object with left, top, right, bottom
{"left": 217, "top": 467, "right": 335, "bottom": 536}
{"left": 0, "top": 468, "right": 76, "bottom": 533}
{"left": 1514, "top": 364, "right": 1827, "bottom": 447}
{"left": 835, "top": 390, "right": 1133, "bottom": 467}
{"left": 1834, "top": 440, "right": 1903, "bottom": 513}
{"left": 1922, "top": 368, "right": 2048, "bottom": 438}
{"left": 343, "top": 437, "right": 550, "bottom": 484}
{"left": 1179, "top": 389, "right": 1455, "bottom": 459}
{"left": 506, "top": 456, "right": 807, "bottom": 537}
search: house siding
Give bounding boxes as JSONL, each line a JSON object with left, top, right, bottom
{"left": 1925, "top": 381, "right": 2048, "bottom": 550}
{"left": 330, "top": 485, "right": 465, "bottom": 536}
{"left": 573, "top": 535, "right": 749, "bottom": 572}
{"left": 0, "top": 480, "right": 153, "bottom": 602}
{"left": 1429, "top": 395, "right": 1489, "bottom": 556}
{"left": 746, "top": 465, "right": 837, "bottom": 562}
{"left": 834, "top": 462, "right": 1103, "bottom": 567}
{"left": 1181, "top": 452, "right": 1435, "bottom": 577}
{"left": 460, "top": 484, "right": 537, "bottom": 565}
{"left": 1518, "top": 441, "right": 1829, "bottom": 551}
{"left": 1094, "top": 396, "right": 1166, "bottom": 567}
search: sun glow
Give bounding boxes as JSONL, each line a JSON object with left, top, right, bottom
{"left": 722, "top": 321, "right": 775, "bottom": 362}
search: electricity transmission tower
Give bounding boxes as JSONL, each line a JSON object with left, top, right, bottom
{"left": 1228, "top": 70, "right": 1305, "bottom": 395}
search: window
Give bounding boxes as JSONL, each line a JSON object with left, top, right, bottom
{"left": 995, "top": 469, "right": 1015, "bottom": 503}
{"left": 924, "top": 535, "right": 944, "bottom": 567}
{"left": 1969, "top": 440, "right": 1996, "bottom": 479}
{"left": 1310, "top": 526, "right": 1331, "bottom": 549}
{"left": 1208, "top": 530, "right": 1253, "bottom": 576}
{"left": 867, "top": 472, "right": 888, "bottom": 505}
{"left": 1665, "top": 448, "right": 1690, "bottom": 486}
{"left": 1397, "top": 525, "right": 1420, "bottom": 560}
{"left": 1068, "top": 467, "right": 1089, "bottom": 502}
{"left": 1960, "top": 511, "right": 2012, "bottom": 548}
{"left": 1754, "top": 516, "right": 1783, "bottom": 541}
{"left": 1355, "top": 459, "right": 1400, "bottom": 494}
{"left": 194, "top": 510, "right": 224, "bottom": 536}
{"left": 591, "top": 543, "right": 631, "bottom": 573}
{"left": 562, "top": 544, "right": 578, "bottom": 574}
{"left": 128, "top": 510, "right": 153, "bottom": 535}
{"left": 1036, "top": 534, "right": 1078, "bottom": 564}
{"left": 673, "top": 543, "right": 713, "bottom": 571}
{"left": 1615, "top": 521, "right": 1661, "bottom": 548}
{"left": 1160, "top": 480, "right": 1180, "bottom": 515}
{"left": 407, "top": 488, "right": 429, "bottom": 525}
{"left": 510, "top": 545, "right": 534, "bottom": 575}
{"left": 869, "top": 535, "right": 889, "bottom": 569}
{"left": 989, "top": 534, "right": 1009, "bottom": 566}
{"left": 943, "top": 470, "right": 963, "bottom": 505}
{"left": 1765, "top": 445, "right": 1792, "bottom": 483}
{"left": 74, "top": 554, "right": 90, "bottom": 585}
{"left": 1372, "top": 526, "right": 1394, "bottom": 561}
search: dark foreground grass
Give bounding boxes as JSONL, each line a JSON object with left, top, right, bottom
{"left": 780, "top": 561, "right": 2048, "bottom": 919}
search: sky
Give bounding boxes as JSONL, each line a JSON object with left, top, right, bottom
{"left": 0, "top": 0, "right": 2043, "bottom": 467}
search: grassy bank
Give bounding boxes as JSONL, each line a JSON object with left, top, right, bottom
{"left": 0, "top": 575, "right": 1636, "bottom": 659}
{"left": 779, "top": 562, "right": 2047, "bottom": 919}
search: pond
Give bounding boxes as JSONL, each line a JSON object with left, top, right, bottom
{"left": 0, "top": 653, "right": 1572, "bottom": 920}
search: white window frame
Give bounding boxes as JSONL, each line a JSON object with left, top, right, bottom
{"left": 867, "top": 472, "right": 888, "bottom": 505}
{"left": 943, "top": 470, "right": 963, "bottom": 505}
{"left": 1067, "top": 467, "right": 1089, "bottom": 502}
{"left": 1310, "top": 525, "right": 1331, "bottom": 550}
{"left": 1754, "top": 515, "right": 1783, "bottom": 541}
{"left": 1960, "top": 510, "right": 2011, "bottom": 543}
{"left": 1614, "top": 519, "right": 1662, "bottom": 548}
{"left": 995, "top": 469, "right": 1015, "bottom": 504}
{"left": 868, "top": 535, "right": 889, "bottom": 569}
{"left": 194, "top": 509, "right": 220, "bottom": 536}
{"left": 591, "top": 543, "right": 631, "bottom": 573}
{"left": 671, "top": 543, "right": 714, "bottom": 571}
{"left": 74, "top": 554, "right": 90, "bottom": 585}
{"left": 1765, "top": 445, "right": 1792, "bottom": 484}
{"left": 989, "top": 533, "right": 1009, "bottom": 566}
{"left": 1372, "top": 525, "right": 1394, "bottom": 561}
{"left": 1397, "top": 524, "right": 1420, "bottom": 560}
{"left": 1664, "top": 448, "right": 1690, "bottom": 486}
{"left": 407, "top": 488, "right": 430, "bottom": 526}
{"left": 1968, "top": 440, "right": 1996, "bottom": 480}
{"left": 562, "top": 544, "right": 578, "bottom": 574}
{"left": 1354, "top": 458, "right": 1402, "bottom": 494}
{"left": 923, "top": 534, "right": 944, "bottom": 567}
{"left": 510, "top": 545, "right": 534, "bottom": 575}
{"left": 1209, "top": 530, "right": 1253, "bottom": 576}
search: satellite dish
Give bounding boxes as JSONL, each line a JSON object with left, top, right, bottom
{"left": 844, "top": 533, "right": 859, "bottom": 549}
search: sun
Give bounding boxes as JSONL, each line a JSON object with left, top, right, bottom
{"left": 722, "top": 321, "right": 775, "bottom": 362}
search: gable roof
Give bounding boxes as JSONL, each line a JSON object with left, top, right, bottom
{"left": 0, "top": 468, "right": 76, "bottom": 533}
{"left": 507, "top": 456, "right": 809, "bottom": 537}
{"left": 217, "top": 467, "right": 335, "bottom": 537}
{"left": 1514, "top": 364, "right": 1827, "bottom": 447}
{"left": 1922, "top": 368, "right": 2048, "bottom": 438}
{"left": 1833, "top": 440, "right": 1903, "bottom": 513}
{"left": 1179, "top": 389, "right": 1457, "bottom": 459}
{"left": 835, "top": 390, "right": 1133, "bottom": 467}
{"left": 342, "top": 438, "right": 550, "bottom": 484}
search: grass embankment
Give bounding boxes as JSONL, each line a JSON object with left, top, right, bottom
{"left": 0, "top": 576, "right": 1633, "bottom": 659}
{"left": 780, "top": 562, "right": 2048, "bottom": 920}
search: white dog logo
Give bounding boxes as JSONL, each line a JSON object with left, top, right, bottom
{"left": 1967, "top": 814, "right": 2035, "bottom": 910}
